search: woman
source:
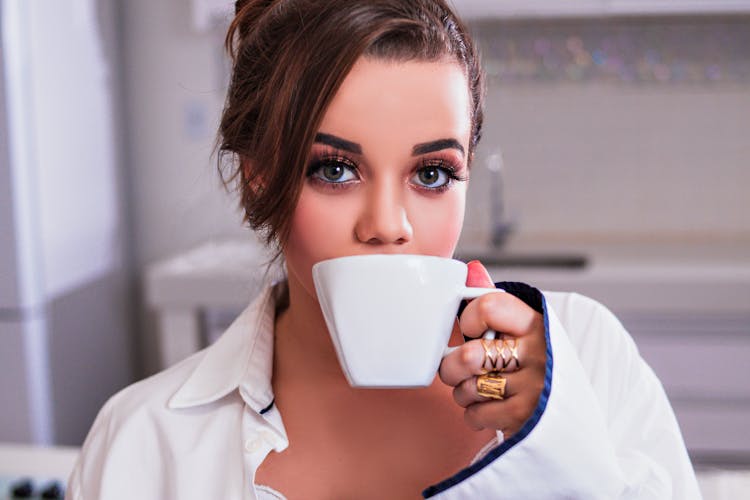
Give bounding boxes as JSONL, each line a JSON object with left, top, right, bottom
{"left": 68, "top": 1, "right": 701, "bottom": 498}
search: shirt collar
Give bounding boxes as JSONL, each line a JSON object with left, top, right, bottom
{"left": 167, "top": 279, "right": 288, "bottom": 414}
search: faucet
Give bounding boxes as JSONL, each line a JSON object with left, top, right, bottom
{"left": 487, "top": 152, "right": 515, "bottom": 248}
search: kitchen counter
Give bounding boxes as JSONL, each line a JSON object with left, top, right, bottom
{"left": 458, "top": 240, "right": 750, "bottom": 313}
{"left": 147, "top": 238, "right": 750, "bottom": 312}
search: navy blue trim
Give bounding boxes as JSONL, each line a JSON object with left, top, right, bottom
{"left": 422, "top": 282, "right": 554, "bottom": 498}
{"left": 259, "top": 399, "right": 275, "bottom": 415}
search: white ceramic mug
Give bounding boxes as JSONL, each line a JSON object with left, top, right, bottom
{"left": 312, "top": 254, "right": 504, "bottom": 388}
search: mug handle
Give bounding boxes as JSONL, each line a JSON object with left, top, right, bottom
{"left": 443, "top": 287, "right": 506, "bottom": 357}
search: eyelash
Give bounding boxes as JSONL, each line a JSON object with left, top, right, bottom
{"left": 305, "top": 154, "right": 359, "bottom": 191}
{"left": 417, "top": 159, "right": 467, "bottom": 193}
{"left": 305, "top": 149, "right": 467, "bottom": 194}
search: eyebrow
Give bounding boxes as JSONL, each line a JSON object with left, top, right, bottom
{"left": 314, "top": 133, "right": 362, "bottom": 154}
{"left": 314, "top": 133, "right": 465, "bottom": 157}
{"left": 412, "top": 138, "right": 465, "bottom": 157}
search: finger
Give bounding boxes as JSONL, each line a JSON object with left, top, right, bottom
{"left": 464, "top": 260, "right": 500, "bottom": 340}
{"left": 439, "top": 337, "right": 523, "bottom": 387}
{"left": 464, "top": 397, "right": 530, "bottom": 435}
{"left": 452, "top": 370, "right": 527, "bottom": 408}
{"left": 439, "top": 340, "right": 484, "bottom": 387}
{"left": 463, "top": 375, "right": 545, "bottom": 433}
{"left": 459, "top": 291, "right": 542, "bottom": 340}
{"left": 466, "top": 260, "right": 495, "bottom": 289}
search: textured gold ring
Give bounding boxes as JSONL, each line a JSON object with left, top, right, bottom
{"left": 480, "top": 338, "right": 500, "bottom": 372}
{"left": 498, "top": 338, "right": 521, "bottom": 372}
{"left": 476, "top": 372, "right": 507, "bottom": 400}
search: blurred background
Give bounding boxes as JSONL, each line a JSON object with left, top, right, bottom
{"left": 1, "top": 0, "right": 749, "bottom": 496}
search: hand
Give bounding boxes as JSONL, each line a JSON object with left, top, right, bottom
{"left": 438, "top": 260, "right": 547, "bottom": 439}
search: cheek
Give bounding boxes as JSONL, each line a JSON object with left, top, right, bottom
{"left": 410, "top": 188, "right": 466, "bottom": 256}
{"left": 284, "top": 188, "right": 356, "bottom": 284}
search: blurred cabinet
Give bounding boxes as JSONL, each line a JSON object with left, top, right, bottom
{"left": 451, "top": 0, "right": 750, "bottom": 18}
{"left": 619, "top": 311, "right": 750, "bottom": 466}
{"left": 190, "top": 0, "right": 750, "bottom": 32}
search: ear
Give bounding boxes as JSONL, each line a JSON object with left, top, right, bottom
{"left": 241, "top": 158, "right": 265, "bottom": 195}
{"left": 240, "top": 157, "right": 253, "bottom": 179}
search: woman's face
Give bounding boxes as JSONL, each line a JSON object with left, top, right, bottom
{"left": 284, "top": 57, "right": 472, "bottom": 300}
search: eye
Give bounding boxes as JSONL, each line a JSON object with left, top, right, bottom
{"left": 412, "top": 164, "right": 451, "bottom": 189}
{"left": 308, "top": 158, "right": 358, "bottom": 183}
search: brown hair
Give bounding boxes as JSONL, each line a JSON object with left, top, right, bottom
{"left": 216, "top": 0, "right": 484, "bottom": 260}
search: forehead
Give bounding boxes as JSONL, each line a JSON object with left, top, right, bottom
{"left": 317, "top": 57, "right": 472, "bottom": 153}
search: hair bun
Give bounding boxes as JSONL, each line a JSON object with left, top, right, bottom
{"left": 234, "top": 0, "right": 275, "bottom": 15}
{"left": 234, "top": 0, "right": 249, "bottom": 15}
{"left": 227, "top": 0, "right": 279, "bottom": 57}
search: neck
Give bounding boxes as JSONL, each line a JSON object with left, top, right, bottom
{"left": 273, "top": 270, "right": 348, "bottom": 384}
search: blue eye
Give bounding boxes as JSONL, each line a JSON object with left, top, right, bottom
{"left": 308, "top": 158, "right": 358, "bottom": 183}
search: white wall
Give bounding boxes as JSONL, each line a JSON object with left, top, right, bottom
{"left": 121, "top": 0, "right": 250, "bottom": 272}
{"left": 120, "top": 0, "right": 256, "bottom": 376}
{"left": 461, "top": 83, "right": 750, "bottom": 246}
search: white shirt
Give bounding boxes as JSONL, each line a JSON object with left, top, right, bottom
{"left": 67, "top": 280, "right": 702, "bottom": 499}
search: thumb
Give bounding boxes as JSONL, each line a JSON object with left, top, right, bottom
{"left": 466, "top": 260, "right": 495, "bottom": 289}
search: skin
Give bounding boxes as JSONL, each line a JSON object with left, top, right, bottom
{"left": 259, "top": 57, "right": 546, "bottom": 496}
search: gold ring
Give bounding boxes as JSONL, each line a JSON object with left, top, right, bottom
{"left": 476, "top": 372, "right": 507, "bottom": 400}
{"left": 498, "top": 338, "right": 521, "bottom": 372}
{"left": 480, "top": 338, "right": 499, "bottom": 372}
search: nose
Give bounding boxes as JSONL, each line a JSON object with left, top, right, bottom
{"left": 354, "top": 181, "right": 413, "bottom": 246}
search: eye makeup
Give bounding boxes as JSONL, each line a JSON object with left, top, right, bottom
{"left": 411, "top": 157, "right": 468, "bottom": 194}
{"left": 305, "top": 145, "right": 468, "bottom": 194}
{"left": 305, "top": 147, "right": 361, "bottom": 191}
